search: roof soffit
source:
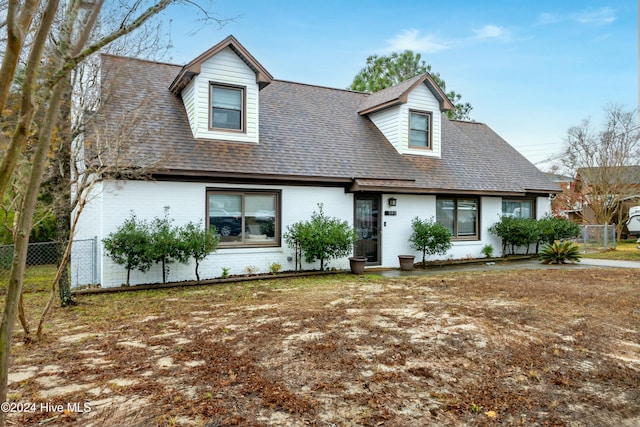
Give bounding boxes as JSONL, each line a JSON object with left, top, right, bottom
{"left": 169, "top": 35, "right": 273, "bottom": 94}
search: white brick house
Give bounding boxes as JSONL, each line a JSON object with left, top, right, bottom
{"left": 73, "top": 35, "right": 559, "bottom": 288}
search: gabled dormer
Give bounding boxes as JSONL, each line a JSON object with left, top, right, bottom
{"left": 169, "top": 35, "right": 272, "bottom": 143}
{"left": 358, "top": 74, "right": 453, "bottom": 158}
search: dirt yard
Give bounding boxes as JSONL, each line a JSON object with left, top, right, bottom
{"left": 5, "top": 267, "right": 640, "bottom": 426}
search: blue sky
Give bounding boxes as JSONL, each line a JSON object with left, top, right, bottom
{"left": 162, "top": 0, "right": 637, "bottom": 171}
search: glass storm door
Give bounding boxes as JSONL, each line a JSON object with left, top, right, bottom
{"left": 354, "top": 195, "right": 380, "bottom": 264}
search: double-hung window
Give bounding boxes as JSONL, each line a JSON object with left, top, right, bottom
{"left": 207, "top": 189, "right": 279, "bottom": 247}
{"left": 436, "top": 197, "right": 479, "bottom": 239}
{"left": 502, "top": 199, "right": 534, "bottom": 218}
{"left": 210, "top": 83, "right": 244, "bottom": 131}
{"left": 409, "top": 111, "right": 432, "bottom": 149}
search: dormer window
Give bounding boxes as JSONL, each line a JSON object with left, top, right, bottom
{"left": 210, "top": 83, "right": 245, "bottom": 131}
{"left": 409, "top": 110, "right": 432, "bottom": 149}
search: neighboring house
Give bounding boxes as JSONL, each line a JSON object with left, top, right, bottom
{"left": 73, "top": 35, "right": 559, "bottom": 288}
{"left": 572, "top": 166, "right": 640, "bottom": 235}
{"left": 547, "top": 173, "right": 582, "bottom": 221}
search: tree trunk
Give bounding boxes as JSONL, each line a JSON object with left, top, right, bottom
{"left": 54, "top": 77, "right": 74, "bottom": 307}
{"left": 0, "top": 80, "right": 66, "bottom": 425}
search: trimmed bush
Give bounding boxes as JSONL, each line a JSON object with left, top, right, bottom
{"left": 103, "top": 212, "right": 153, "bottom": 286}
{"left": 104, "top": 210, "right": 220, "bottom": 285}
{"left": 284, "top": 204, "right": 357, "bottom": 271}
{"left": 537, "top": 216, "right": 581, "bottom": 246}
{"left": 178, "top": 222, "right": 219, "bottom": 281}
{"left": 488, "top": 216, "right": 539, "bottom": 255}
{"left": 489, "top": 216, "right": 581, "bottom": 256}
{"left": 149, "top": 207, "right": 183, "bottom": 283}
{"left": 409, "top": 216, "right": 452, "bottom": 265}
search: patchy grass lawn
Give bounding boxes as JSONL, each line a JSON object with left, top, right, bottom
{"left": 582, "top": 242, "right": 640, "bottom": 261}
{"left": 5, "top": 267, "right": 640, "bottom": 426}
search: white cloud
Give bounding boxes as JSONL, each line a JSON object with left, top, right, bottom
{"left": 473, "top": 24, "right": 509, "bottom": 40}
{"left": 538, "top": 7, "right": 616, "bottom": 26}
{"left": 573, "top": 7, "right": 616, "bottom": 25}
{"left": 383, "top": 29, "right": 451, "bottom": 53}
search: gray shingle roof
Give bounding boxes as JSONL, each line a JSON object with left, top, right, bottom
{"left": 357, "top": 74, "right": 453, "bottom": 114}
{"left": 92, "top": 54, "right": 559, "bottom": 195}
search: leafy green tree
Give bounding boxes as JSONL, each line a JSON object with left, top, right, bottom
{"left": 149, "top": 207, "right": 182, "bottom": 284}
{"left": 178, "top": 222, "right": 219, "bottom": 281}
{"left": 408, "top": 216, "right": 452, "bottom": 265}
{"left": 349, "top": 50, "right": 473, "bottom": 120}
{"left": 102, "top": 212, "right": 153, "bottom": 286}
{"left": 285, "top": 204, "right": 357, "bottom": 271}
{"left": 283, "top": 221, "right": 306, "bottom": 271}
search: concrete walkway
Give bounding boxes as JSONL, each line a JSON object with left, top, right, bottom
{"left": 578, "top": 258, "right": 640, "bottom": 269}
{"left": 373, "top": 257, "right": 640, "bottom": 278}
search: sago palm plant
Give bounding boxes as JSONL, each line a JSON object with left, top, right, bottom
{"left": 539, "top": 241, "right": 581, "bottom": 264}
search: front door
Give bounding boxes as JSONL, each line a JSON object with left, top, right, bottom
{"left": 354, "top": 194, "right": 380, "bottom": 264}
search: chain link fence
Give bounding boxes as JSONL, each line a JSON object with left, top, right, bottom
{"left": 573, "top": 224, "right": 617, "bottom": 253}
{"left": 71, "top": 238, "right": 98, "bottom": 288}
{"left": 0, "top": 238, "right": 98, "bottom": 289}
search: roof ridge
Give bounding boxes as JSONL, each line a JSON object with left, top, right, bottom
{"left": 100, "top": 53, "right": 180, "bottom": 68}
{"left": 271, "top": 79, "right": 367, "bottom": 94}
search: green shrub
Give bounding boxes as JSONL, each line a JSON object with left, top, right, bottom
{"left": 104, "top": 209, "right": 220, "bottom": 285}
{"left": 481, "top": 244, "right": 494, "bottom": 258}
{"left": 408, "top": 216, "right": 452, "bottom": 265}
{"left": 269, "top": 262, "right": 282, "bottom": 274}
{"left": 149, "top": 207, "right": 183, "bottom": 283}
{"left": 536, "top": 216, "right": 581, "bottom": 246}
{"left": 103, "top": 212, "right": 153, "bottom": 286}
{"left": 489, "top": 215, "right": 581, "bottom": 256}
{"left": 539, "top": 241, "right": 581, "bottom": 264}
{"left": 178, "top": 222, "right": 219, "bottom": 281}
{"left": 283, "top": 221, "right": 305, "bottom": 271}
{"left": 284, "top": 204, "right": 357, "bottom": 271}
{"left": 489, "top": 216, "right": 540, "bottom": 255}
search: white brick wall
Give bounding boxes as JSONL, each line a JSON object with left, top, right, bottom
{"left": 83, "top": 180, "right": 354, "bottom": 287}
{"left": 75, "top": 179, "right": 554, "bottom": 287}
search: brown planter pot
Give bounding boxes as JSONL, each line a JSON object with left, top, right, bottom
{"left": 398, "top": 255, "right": 415, "bottom": 271}
{"left": 349, "top": 257, "right": 367, "bottom": 274}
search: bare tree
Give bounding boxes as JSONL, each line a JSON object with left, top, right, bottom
{"left": 0, "top": 2, "right": 225, "bottom": 424}
{"left": 560, "top": 103, "right": 640, "bottom": 235}
{"left": 47, "top": 6, "right": 176, "bottom": 308}
{"left": 36, "top": 92, "right": 167, "bottom": 338}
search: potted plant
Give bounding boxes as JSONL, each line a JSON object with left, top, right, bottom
{"left": 349, "top": 256, "right": 367, "bottom": 274}
{"left": 397, "top": 255, "right": 415, "bottom": 271}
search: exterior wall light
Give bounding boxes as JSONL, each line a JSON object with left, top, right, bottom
{"left": 388, "top": 197, "right": 397, "bottom": 207}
